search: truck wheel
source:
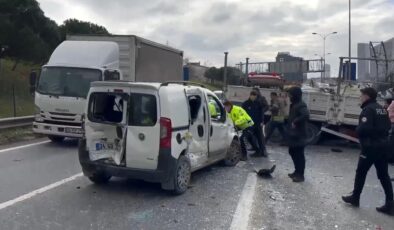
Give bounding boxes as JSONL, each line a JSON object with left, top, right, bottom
{"left": 88, "top": 172, "right": 112, "bottom": 184}
{"left": 48, "top": 135, "right": 65, "bottom": 143}
{"left": 172, "top": 155, "right": 191, "bottom": 195}
{"left": 306, "top": 123, "right": 320, "bottom": 145}
{"left": 223, "top": 139, "right": 241, "bottom": 166}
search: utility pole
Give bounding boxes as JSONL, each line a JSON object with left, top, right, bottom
{"left": 348, "top": 0, "right": 352, "bottom": 81}
{"left": 223, "top": 52, "right": 228, "bottom": 92}
{"left": 245, "top": 57, "right": 249, "bottom": 77}
{"left": 312, "top": 32, "right": 337, "bottom": 82}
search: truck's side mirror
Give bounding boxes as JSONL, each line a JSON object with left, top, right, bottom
{"left": 104, "top": 70, "right": 120, "bottom": 81}
{"left": 29, "top": 71, "right": 37, "bottom": 94}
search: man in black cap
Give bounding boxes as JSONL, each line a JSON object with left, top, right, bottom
{"left": 242, "top": 90, "right": 267, "bottom": 157}
{"left": 286, "top": 86, "right": 310, "bottom": 182}
{"left": 342, "top": 87, "right": 394, "bottom": 215}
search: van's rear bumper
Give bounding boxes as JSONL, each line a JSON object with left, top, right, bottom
{"left": 78, "top": 139, "right": 177, "bottom": 186}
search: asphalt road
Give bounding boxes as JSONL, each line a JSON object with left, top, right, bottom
{"left": 0, "top": 139, "right": 393, "bottom": 230}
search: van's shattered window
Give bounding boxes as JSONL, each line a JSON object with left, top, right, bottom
{"left": 88, "top": 93, "right": 126, "bottom": 123}
{"left": 129, "top": 94, "right": 157, "bottom": 126}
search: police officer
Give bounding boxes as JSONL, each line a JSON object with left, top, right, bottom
{"left": 242, "top": 91, "right": 267, "bottom": 157}
{"left": 342, "top": 87, "right": 394, "bottom": 215}
{"left": 224, "top": 100, "right": 261, "bottom": 161}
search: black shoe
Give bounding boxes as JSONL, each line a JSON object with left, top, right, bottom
{"left": 250, "top": 152, "right": 263, "bottom": 158}
{"left": 342, "top": 194, "right": 360, "bottom": 207}
{"left": 292, "top": 174, "right": 305, "bottom": 183}
{"left": 288, "top": 172, "right": 296, "bottom": 179}
{"left": 376, "top": 201, "right": 394, "bottom": 216}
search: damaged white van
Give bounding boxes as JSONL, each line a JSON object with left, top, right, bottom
{"left": 78, "top": 81, "right": 241, "bottom": 194}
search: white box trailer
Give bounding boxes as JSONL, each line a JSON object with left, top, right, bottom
{"left": 32, "top": 34, "right": 184, "bottom": 142}
{"left": 226, "top": 85, "right": 364, "bottom": 144}
{"left": 67, "top": 35, "right": 184, "bottom": 82}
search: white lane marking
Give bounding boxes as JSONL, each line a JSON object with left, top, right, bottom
{"left": 0, "top": 140, "right": 51, "bottom": 154}
{"left": 230, "top": 173, "right": 258, "bottom": 230}
{"left": 0, "top": 173, "right": 83, "bottom": 210}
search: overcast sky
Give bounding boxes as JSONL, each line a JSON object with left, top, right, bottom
{"left": 37, "top": 0, "right": 394, "bottom": 76}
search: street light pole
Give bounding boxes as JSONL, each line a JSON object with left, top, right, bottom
{"left": 348, "top": 0, "right": 352, "bottom": 81}
{"left": 223, "top": 52, "right": 228, "bottom": 92}
{"left": 312, "top": 32, "right": 337, "bottom": 82}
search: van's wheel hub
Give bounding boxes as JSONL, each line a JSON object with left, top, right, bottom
{"left": 223, "top": 140, "right": 241, "bottom": 166}
{"left": 173, "top": 156, "right": 191, "bottom": 194}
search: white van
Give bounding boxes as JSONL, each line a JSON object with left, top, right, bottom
{"left": 78, "top": 81, "right": 241, "bottom": 194}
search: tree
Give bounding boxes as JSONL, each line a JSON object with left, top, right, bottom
{"left": 204, "top": 66, "right": 241, "bottom": 85}
{"left": 59, "top": 19, "right": 110, "bottom": 40}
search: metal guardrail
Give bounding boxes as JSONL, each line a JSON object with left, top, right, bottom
{"left": 0, "top": 116, "right": 34, "bottom": 130}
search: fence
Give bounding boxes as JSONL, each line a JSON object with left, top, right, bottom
{"left": 0, "top": 58, "right": 35, "bottom": 118}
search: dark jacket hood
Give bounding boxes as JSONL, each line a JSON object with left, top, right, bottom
{"left": 288, "top": 87, "right": 302, "bottom": 103}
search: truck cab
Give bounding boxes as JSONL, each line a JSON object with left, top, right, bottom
{"left": 32, "top": 41, "right": 122, "bottom": 142}
{"left": 79, "top": 82, "right": 241, "bottom": 194}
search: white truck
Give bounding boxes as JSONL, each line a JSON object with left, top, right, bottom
{"left": 226, "top": 84, "right": 365, "bottom": 144}
{"left": 30, "top": 35, "right": 183, "bottom": 142}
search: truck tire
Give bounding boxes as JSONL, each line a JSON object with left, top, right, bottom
{"left": 48, "top": 135, "right": 65, "bottom": 143}
{"left": 172, "top": 155, "right": 191, "bottom": 195}
{"left": 306, "top": 123, "right": 320, "bottom": 145}
{"left": 88, "top": 172, "right": 112, "bottom": 184}
{"left": 223, "top": 139, "right": 241, "bottom": 166}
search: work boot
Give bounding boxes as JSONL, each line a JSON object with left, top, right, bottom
{"left": 341, "top": 194, "right": 360, "bottom": 207}
{"left": 376, "top": 201, "right": 394, "bottom": 216}
{"left": 240, "top": 155, "right": 248, "bottom": 161}
{"left": 250, "top": 152, "right": 263, "bottom": 158}
{"left": 288, "top": 172, "right": 296, "bottom": 179}
{"left": 292, "top": 174, "right": 305, "bottom": 183}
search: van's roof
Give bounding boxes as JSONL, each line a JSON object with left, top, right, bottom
{"left": 91, "top": 81, "right": 209, "bottom": 91}
{"left": 91, "top": 81, "right": 161, "bottom": 89}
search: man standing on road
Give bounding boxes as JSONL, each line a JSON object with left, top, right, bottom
{"left": 242, "top": 91, "right": 267, "bottom": 157}
{"left": 265, "top": 92, "right": 286, "bottom": 144}
{"left": 342, "top": 88, "right": 394, "bottom": 215}
{"left": 286, "top": 87, "right": 310, "bottom": 183}
{"left": 224, "top": 100, "right": 261, "bottom": 161}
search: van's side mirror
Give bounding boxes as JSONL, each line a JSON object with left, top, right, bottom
{"left": 29, "top": 71, "right": 37, "bottom": 94}
{"left": 104, "top": 70, "right": 120, "bottom": 81}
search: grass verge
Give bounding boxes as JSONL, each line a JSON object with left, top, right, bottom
{"left": 0, "top": 126, "right": 44, "bottom": 146}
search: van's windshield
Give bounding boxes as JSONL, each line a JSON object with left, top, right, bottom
{"left": 37, "top": 67, "right": 102, "bottom": 98}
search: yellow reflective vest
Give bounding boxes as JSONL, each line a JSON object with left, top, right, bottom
{"left": 209, "top": 102, "right": 218, "bottom": 117}
{"left": 229, "top": 105, "right": 254, "bottom": 130}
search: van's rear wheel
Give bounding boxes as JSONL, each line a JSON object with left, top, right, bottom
{"left": 223, "top": 139, "right": 241, "bottom": 166}
{"left": 172, "top": 155, "right": 191, "bottom": 195}
{"left": 88, "top": 172, "right": 111, "bottom": 184}
{"left": 48, "top": 135, "right": 65, "bottom": 143}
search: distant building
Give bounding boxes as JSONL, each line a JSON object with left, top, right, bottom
{"left": 357, "top": 43, "right": 370, "bottom": 81}
{"left": 324, "top": 64, "right": 331, "bottom": 78}
{"left": 184, "top": 62, "right": 209, "bottom": 82}
{"left": 273, "top": 52, "right": 305, "bottom": 82}
{"left": 357, "top": 38, "right": 394, "bottom": 82}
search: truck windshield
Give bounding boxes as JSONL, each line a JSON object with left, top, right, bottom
{"left": 37, "top": 67, "right": 101, "bottom": 98}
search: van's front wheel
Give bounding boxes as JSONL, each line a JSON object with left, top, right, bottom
{"left": 172, "top": 155, "right": 191, "bottom": 195}
{"left": 223, "top": 139, "right": 241, "bottom": 166}
{"left": 88, "top": 172, "right": 112, "bottom": 184}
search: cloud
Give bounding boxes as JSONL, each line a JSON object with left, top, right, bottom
{"left": 37, "top": 0, "right": 394, "bottom": 76}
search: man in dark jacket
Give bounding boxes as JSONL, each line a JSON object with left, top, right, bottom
{"left": 243, "top": 91, "right": 267, "bottom": 157}
{"left": 286, "top": 87, "right": 310, "bottom": 182}
{"left": 342, "top": 87, "right": 393, "bottom": 215}
{"left": 242, "top": 90, "right": 266, "bottom": 157}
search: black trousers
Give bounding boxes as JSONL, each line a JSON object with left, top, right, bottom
{"left": 352, "top": 155, "right": 393, "bottom": 202}
{"left": 265, "top": 121, "right": 285, "bottom": 142}
{"left": 251, "top": 124, "right": 266, "bottom": 152}
{"left": 289, "top": 146, "right": 305, "bottom": 176}
{"left": 240, "top": 127, "right": 261, "bottom": 157}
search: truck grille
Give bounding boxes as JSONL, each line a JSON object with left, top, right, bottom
{"left": 49, "top": 112, "right": 76, "bottom": 116}
{"left": 41, "top": 120, "right": 81, "bottom": 127}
